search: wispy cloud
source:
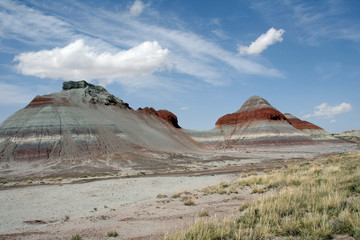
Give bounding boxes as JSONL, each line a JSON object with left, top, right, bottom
{"left": 14, "top": 39, "right": 170, "bottom": 83}
{"left": 303, "top": 102, "right": 352, "bottom": 119}
{"left": 180, "top": 106, "right": 189, "bottom": 111}
{"left": 129, "top": 0, "right": 146, "bottom": 17}
{"left": 3, "top": 0, "right": 283, "bottom": 88}
{"left": 0, "top": 0, "right": 75, "bottom": 47}
{"left": 238, "top": 28, "right": 285, "bottom": 56}
{"left": 251, "top": 1, "right": 360, "bottom": 45}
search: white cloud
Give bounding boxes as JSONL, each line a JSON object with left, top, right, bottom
{"left": 238, "top": 28, "right": 285, "bottom": 55}
{"left": 129, "top": 0, "right": 146, "bottom": 17}
{"left": 0, "top": 0, "right": 74, "bottom": 47}
{"left": 3, "top": 1, "right": 284, "bottom": 88}
{"left": 330, "top": 119, "right": 336, "bottom": 123}
{"left": 251, "top": 1, "right": 360, "bottom": 45}
{"left": 180, "top": 106, "right": 189, "bottom": 111}
{"left": 303, "top": 102, "right": 352, "bottom": 119}
{"left": 14, "top": 39, "right": 170, "bottom": 81}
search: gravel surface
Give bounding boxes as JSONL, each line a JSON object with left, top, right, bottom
{"left": 0, "top": 174, "right": 238, "bottom": 235}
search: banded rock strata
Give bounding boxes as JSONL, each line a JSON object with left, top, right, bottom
{"left": 215, "top": 96, "right": 313, "bottom": 145}
{"left": 185, "top": 96, "right": 313, "bottom": 145}
{"left": 0, "top": 81, "right": 200, "bottom": 164}
{"left": 334, "top": 130, "right": 360, "bottom": 144}
{"left": 284, "top": 113, "right": 338, "bottom": 141}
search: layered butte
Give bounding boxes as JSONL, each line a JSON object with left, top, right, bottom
{"left": 214, "top": 96, "right": 313, "bottom": 145}
{"left": 0, "top": 81, "right": 201, "bottom": 163}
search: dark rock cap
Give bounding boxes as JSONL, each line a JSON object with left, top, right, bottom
{"left": 63, "top": 80, "right": 93, "bottom": 90}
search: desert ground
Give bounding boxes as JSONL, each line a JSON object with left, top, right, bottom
{"left": 0, "top": 142, "right": 358, "bottom": 240}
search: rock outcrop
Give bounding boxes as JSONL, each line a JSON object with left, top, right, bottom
{"left": 137, "top": 107, "right": 159, "bottom": 116}
{"left": 214, "top": 96, "right": 313, "bottom": 145}
{"left": 0, "top": 81, "right": 200, "bottom": 168}
{"left": 157, "top": 110, "right": 181, "bottom": 129}
{"left": 136, "top": 108, "right": 181, "bottom": 129}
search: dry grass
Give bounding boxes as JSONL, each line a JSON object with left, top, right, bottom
{"left": 166, "top": 151, "right": 360, "bottom": 240}
{"left": 107, "top": 231, "right": 119, "bottom": 237}
{"left": 0, "top": 180, "right": 7, "bottom": 185}
{"left": 182, "top": 196, "right": 196, "bottom": 206}
{"left": 70, "top": 234, "right": 82, "bottom": 240}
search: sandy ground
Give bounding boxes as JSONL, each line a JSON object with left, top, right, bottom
{"left": 0, "top": 142, "right": 358, "bottom": 240}
{"left": 0, "top": 173, "right": 249, "bottom": 240}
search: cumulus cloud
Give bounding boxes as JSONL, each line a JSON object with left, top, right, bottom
{"left": 3, "top": 1, "right": 284, "bottom": 87}
{"left": 238, "top": 28, "right": 285, "bottom": 55}
{"left": 129, "top": 0, "right": 146, "bottom": 17}
{"left": 14, "top": 39, "right": 170, "bottom": 81}
{"left": 303, "top": 102, "right": 352, "bottom": 119}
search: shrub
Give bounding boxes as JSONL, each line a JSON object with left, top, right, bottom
{"left": 166, "top": 151, "right": 360, "bottom": 240}
{"left": 171, "top": 192, "right": 182, "bottom": 198}
{"left": 0, "top": 180, "right": 7, "bottom": 184}
{"left": 107, "top": 231, "right": 119, "bottom": 237}
{"left": 198, "top": 210, "right": 209, "bottom": 217}
{"left": 70, "top": 234, "right": 81, "bottom": 240}
{"left": 182, "top": 196, "right": 195, "bottom": 206}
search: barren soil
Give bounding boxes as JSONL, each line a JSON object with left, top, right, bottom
{"left": 0, "top": 142, "right": 358, "bottom": 240}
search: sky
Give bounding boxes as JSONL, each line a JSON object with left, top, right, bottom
{"left": 0, "top": 0, "right": 359, "bottom": 133}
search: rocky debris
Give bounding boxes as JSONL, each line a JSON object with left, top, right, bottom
{"left": 63, "top": 80, "right": 131, "bottom": 108}
{"left": 157, "top": 110, "right": 181, "bottom": 129}
{"left": 62, "top": 80, "right": 94, "bottom": 90}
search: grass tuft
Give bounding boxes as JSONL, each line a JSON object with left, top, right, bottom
{"left": 182, "top": 196, "right": 195, "bottom": 206}
{"left": 166, "top": 151, "right": 360, "bottom": 240}
{"left": 198, "top": 210, "right": 209, "bottom": 217}
{"left": 107, "top": 231, "right": 119, "bottom": 237}
{"left": 0, "top": 180, "right": 7, "bottom": 184}
{"left": 70, "top": 234, "right": 81, "bottom": 240}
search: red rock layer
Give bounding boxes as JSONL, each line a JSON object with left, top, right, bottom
{"left": 28, "top": 96, "right": 55, "bottom": 106}
{"left": 216, "top": 108, "right": 286, "bottom": 127}
{"left": 137, "top": 107, "right": 159, "bottom": 116}
{"left": 284, "top": 113, "right": 322, "bottom": 130}
{"left": 157, "top": 110, "right": 181, "bottom": 129}
{"left": 28, "top": 96, "right": 69, "bottom": 107}
{"left": 286, "top": 118, "right": 322, "bottom": 130}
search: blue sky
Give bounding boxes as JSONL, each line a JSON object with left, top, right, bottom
{"left": 0, "top": 0, "right": 359, "bottom": 133}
